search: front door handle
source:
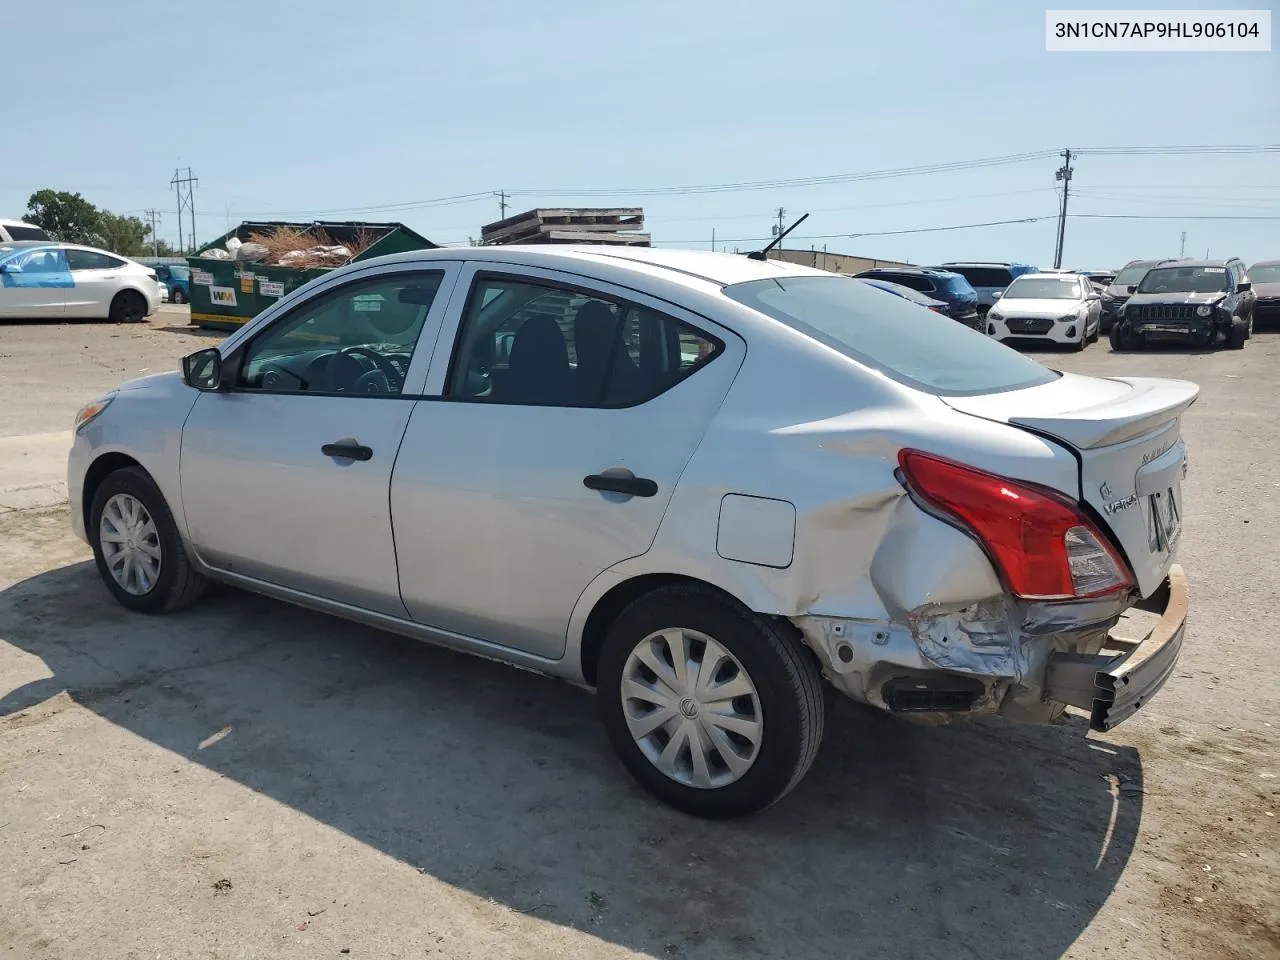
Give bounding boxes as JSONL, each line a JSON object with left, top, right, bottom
{"left": 322, "top": 439, "right": 373, "bottom": 462}
{"left": 584, "top": 473, "right": 658, "bottom": 498}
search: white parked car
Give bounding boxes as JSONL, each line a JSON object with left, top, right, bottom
{"left": 0, "top": 241, "right": 161, "bottom": 322}
{"left": 67, "top": 247, "right": 1193, "bottom": 818}
{"left": 986, "top": 272, "right": 1102, "bottom": 349}
{"left": 0, "top": 217, "right": 51, "bottom": 242}
{"left": 158, "top": 281, "right": 170, "bottom": 303}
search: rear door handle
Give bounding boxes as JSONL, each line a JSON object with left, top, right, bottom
{"left": 584, "top": 473, "right": 658, "bottom": 498}
{"left": 322, "top": 440, "right": 373, "bottom": 462}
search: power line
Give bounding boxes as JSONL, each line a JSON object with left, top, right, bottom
{"left": 1073, "top": 144, "right": 1280, "bottom": 156}
{"left": 1073, "top": 213, "right": 1280, "bottom": 221}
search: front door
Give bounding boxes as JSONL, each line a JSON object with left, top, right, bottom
{"left": 180, "top": 264, "right": 459, "bottom": 615}
{"left": 0, "top": 246, "right": 70, "bottom": 318}
{"left": 391, "top": 265, "right": 743, "bottom": 659}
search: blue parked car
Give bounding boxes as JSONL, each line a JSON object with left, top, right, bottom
{"left": 933, "top": 262, "right": 1038, "bottom": 317}
{"left": 149, "top": 263, "right": 191, "bottom": 303}
{"left": 853, "top": 267, "right": 982, "bottom": 329}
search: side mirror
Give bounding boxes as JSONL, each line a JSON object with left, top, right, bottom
{"left": 0, "top": 263, "right": 22, "bottom": 275}
{"left": 1238, "top": 281, "right": 1251, "bottom": 292}
{"left": 1126, "top": 284, "right": 1137, "bottom": 294}
{"left": 991, "top": 290, "right": 1002, "bottom": 300}
{"left": 182, "top": 347, "right": 224, "bottom": 391}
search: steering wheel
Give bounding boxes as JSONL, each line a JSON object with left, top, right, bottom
{"left": 338, "top": 346, "right": 402, "bottom": 392}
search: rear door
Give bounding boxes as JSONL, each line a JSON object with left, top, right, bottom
{"left": 390, "top": 264, "right": 743, "bottom": 659}
{"left": 64, "top": 248, "right": 130, "bottom": 317}
{"left": 943, "top": 373, "right": 1198, "bottom": 596}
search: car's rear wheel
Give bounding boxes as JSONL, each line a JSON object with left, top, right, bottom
{"left": 109, "top": 290, "right": 147, "bottom": 324}
{"left": 172, "top": 288, "right": 187, "bottom": 305}
{"left": 89, "top": 466, "right": 206, "bottom": 613}
{"left": 597, "top": 585, "right": 825, "bottom": 819}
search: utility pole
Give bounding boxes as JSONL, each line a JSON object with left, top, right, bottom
{"left": 143, "top": 209, "right": 161, "bottom": 257}
{"left": 711, "top": 227, "right": 716, "bottom": 252}
{"left": 1052, "top": 149, "right": 1072, "bottom": 269}
{"left": 1180, "top": 231, "right": 1187, "bottom": 258}
{"left": 770, "top": 207, "right": 786, "bottom": 261}
{"left": 495, "top": 190, "right": 509, "bottom": 219}
{"left": 171, "top": 167, "right": 198, "bottom": 254}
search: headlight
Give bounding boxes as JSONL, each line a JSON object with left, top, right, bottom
{"left": 74, "top": 393, "right": 115, "bottom": 432}
{"left": 988, "top": 310, "right": 1003, "bottom": 322}
{"left": 1196, "top": 304, "right": 1212, "bottom": 317}
{"left": 1057, "top": 313, "right": 1078, "bottom": 323}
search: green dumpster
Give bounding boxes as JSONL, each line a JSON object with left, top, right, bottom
{"left": 186, "top": 220, "right": 436, "bottom": 329}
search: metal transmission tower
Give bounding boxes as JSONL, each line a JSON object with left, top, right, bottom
{"left": 143, "top": 209, "right": 162, "bottom": 256}
{"left": 1052, "top": 149, "right": 1073, "bottom": 269}
{"left": 171, "top": 167, "right": 198, "bottom": 254}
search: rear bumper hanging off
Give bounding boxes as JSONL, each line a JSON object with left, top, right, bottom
{"left": 1043, "top": 565, "right": 1188, "bottom": 731}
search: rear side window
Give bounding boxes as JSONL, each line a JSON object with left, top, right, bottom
{"left": 724, "top": 276, "right": 1058, "bottom": 397}
{"left": 447, "top": 275, "right": 720, "bottom": 407}
{"left": 66, "top": 250, "right": 127, "bottom": 270}
{"left": 873, "top": 273, "right": 932, "bottom": 292}
{"left": 938, "top": 274, "right": 977, "bottom": 297}
{"left": 945, "top": 266, "right": 1013, "bottom": 288}
{"left": 3, "top": 224, "right": 50, "bottom": 241}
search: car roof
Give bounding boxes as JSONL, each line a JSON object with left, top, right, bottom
{"left": 1152, "top": 258, "right": 1239, "bottom": 268}
{"left": 859, "top": 265, "right": 958, "bottom": 278}
{"left": 1012, "top": 272, "right": 1086, "bottom": 280}
{"left": 0, "top": 239, "right": 50, "bottom": 250}
{"left": 1250, "top": 259, "right": 1280, "bottom": 268}
{"left": 372, "top": 244, "right": 833, "bottom": 290}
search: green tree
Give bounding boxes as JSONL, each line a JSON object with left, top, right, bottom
{"left": 97, "top": 211, "right": 150, "bottom": 257}
{"left": 24, "top": 189, "right": 102, "bottom": 245}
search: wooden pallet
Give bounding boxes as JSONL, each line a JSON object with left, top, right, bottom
{"left": 481, "top": 207, "right": 646, "bottom": 246}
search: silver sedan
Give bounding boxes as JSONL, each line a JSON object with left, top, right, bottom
{"left": 68, "top": 246, "right": 1194, "bottom": 818}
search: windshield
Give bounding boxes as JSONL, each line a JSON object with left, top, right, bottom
{"left": 1003, "top": 277, "right": 1083, "bottom": 300}
{"left": 1248, "top": 264, "right": 1280, "bottom": 283}
{"left": 1114, "top": 263, "right": 1155, "bottom": 285}
{"left": 723, "top": 276, "right": 1057, "bottom": 396}
{"left": 1138, "top": 266, "right": 1229, "bottom": 295}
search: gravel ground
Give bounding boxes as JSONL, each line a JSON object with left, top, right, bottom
{"left": 0, "top": 310, "right": 1276, "bottom": 959}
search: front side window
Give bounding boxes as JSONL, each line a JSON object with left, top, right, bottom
{"left": 724, "top": 275, "right": 1057, "bottom": 397}
{"left": 8, "top": 247, "right": 68, "bottom": 273}
{"left": 235, "top": 271, "right": 443, "bottom": 395}
{"left": 1003, "top": 277, "right": 1084, "bottom": 300}
{"left": 447, "top": 275, "right": 720, "bottom": 407}
{"left": 1138, "top": 266, "right": 1229, "bottom": 295}
{"left": 65, "top": 250, "right": 127, "bottom": 271}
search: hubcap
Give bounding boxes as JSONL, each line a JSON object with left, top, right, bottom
{"left": 99, "top": 493, "right": 162, "bottom": 596}
{"left": 621, "top": 628, "right": 763, "bottom": 789}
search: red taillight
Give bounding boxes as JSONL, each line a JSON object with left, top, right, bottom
{"left": 897, "top": 449, "right": 1133, "bottom": 601}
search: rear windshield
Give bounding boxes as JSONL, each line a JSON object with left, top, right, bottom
{"left": 943, "top": 266, "right": 1013, "bottom": 288}
{"left": 1004, "top": 276, "right": 1083, "bottom": 300}
{"left": 724, "top": 276, "right": 1058, "bottom": 396}
{"left": 937, "top": 273, "right": 977, "bottom": 297}
{"left": 1138, "top": 266, "right": 1229, "bottom": 295}
{"left": 3, "top": 224, "right": 50, "bottom": 241}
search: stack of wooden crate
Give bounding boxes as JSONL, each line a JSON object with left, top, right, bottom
{"left": 480, "top": 208, "right": 650, "bottom": 246}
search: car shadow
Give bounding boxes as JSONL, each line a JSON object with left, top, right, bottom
{"left": 156, "top": 325, "right": 226, "bottom": 339}
{"left": 0, "top": 561, "right": 1142, "bottom": 960}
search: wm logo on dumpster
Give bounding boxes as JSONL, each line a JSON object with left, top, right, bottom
{"left": 209, "top": 286, "right": 238, "bottom": 307}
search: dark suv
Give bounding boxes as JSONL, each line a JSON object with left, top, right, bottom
{"left": 1112, "top": 258, "right": 1256, "bottom": 351}
{"left": 1099, "top": 259, "right": 1173, "bottom": 333}
{"left": 853, "top": 267, "right": 981, "bottom": 328}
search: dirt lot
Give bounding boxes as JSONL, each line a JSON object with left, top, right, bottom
{"left": 1, "top": 310, "right": 1277, "bottom": 960}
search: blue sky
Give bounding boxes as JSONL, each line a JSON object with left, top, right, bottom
{"left": 5, "top": 0, "right": 1277, "bottom": 267}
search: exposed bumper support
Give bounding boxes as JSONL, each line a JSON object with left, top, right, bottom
{"left": 1044, "top": 565, "right": 1188, "bottom": 732}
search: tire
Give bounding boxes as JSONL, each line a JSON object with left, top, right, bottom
{"left": 1109, "top": 324, "right": 1128, "bottom": 351}
{"left": 172, "top": 288, "right": 188, "bottom": 305}
{"left": 109, "top": 289, "right": 148, "bottom": 324}
{"left": 1226, "top": 320, "right": 1247, "bottom": 350}
{"left": 1073, "top": 333, "right": 1086, "bottom": 351}
{"left": 596, "top": 584, "right": 825, "bottom": 819}
{"left": 88, "top": 466, "right": 207, "bottom": 614}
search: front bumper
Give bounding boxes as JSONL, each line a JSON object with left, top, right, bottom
{"left": 1043, "top": 565, "right": 1188, "bottom": 731}
{"left": 988, "top": 316, "right": 1083, "bottom": 344}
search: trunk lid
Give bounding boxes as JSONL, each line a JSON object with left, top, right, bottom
{"left": 942, "top": 372, "right": 1199, "bottom": 597}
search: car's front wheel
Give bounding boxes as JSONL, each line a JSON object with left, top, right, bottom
{"left": 597, "top": 585, "right": 825, "bottom": 819}
{"left": 88, "top": 466, "right": 207, "bottom": 613}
